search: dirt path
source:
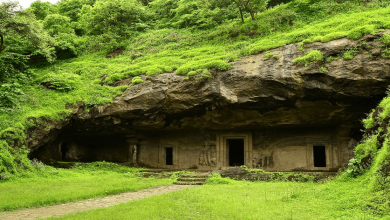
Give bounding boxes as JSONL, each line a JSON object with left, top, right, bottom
{"left": 0, "top": 185, "right": 198, "bottom": 220}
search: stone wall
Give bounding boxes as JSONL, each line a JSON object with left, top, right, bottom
{"left": 32, "top": 127, "right": 354, "bottom": 172}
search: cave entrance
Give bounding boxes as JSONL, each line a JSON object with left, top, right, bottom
{"left": 60, "top": 142, "right": 71, "bottom": 161}
{"left": 313, "top": 146, "right": 326, "bottom": 167}
{"left": 165, "top": 147, "right": 173, "bottom": 165}
{"left": 228, "top": 139, "right": 244, "bottom": 166}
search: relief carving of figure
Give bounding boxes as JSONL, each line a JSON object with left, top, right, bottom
{"left": 253, "top": 157, "right": 263, "bottom": 169}
{"left": 199, "top": 141, "right": 216, "bottom": 166}
{"left": 132, "top": 145, "right": 138, "bottom": 167}
{"left": 210, "top": 153, "right": 217, "bottom": 166}
{"left": 199, "top": 153, "right": 207, "bottom": 166}
{"left": 258, "top": 158, "right": 263, "bottom": 168}
{"left": 268, "top": 152, "right": 274, "bottom": 168}
{"left": 263, "top": 156, "right": 268, "bottom": 168}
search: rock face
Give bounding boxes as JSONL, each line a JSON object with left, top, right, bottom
{"left": 29, "top": 33, "right": 390, "bottom": 172}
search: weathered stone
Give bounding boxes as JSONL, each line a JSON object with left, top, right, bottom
{"left": 27, "top": 34, "right": 390, "bottom": 172}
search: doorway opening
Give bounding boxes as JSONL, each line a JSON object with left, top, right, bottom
{"left": 165, "top": 147, "right": 173, "bottom": 165}
{"left": 228, "top": 139, "right": 244, "bottom": 166}
{"left": 60, "top": 142, "right": 71, "bottom": 161}
{"left": 313, "top": 146, "right": 326, "bottom": 167}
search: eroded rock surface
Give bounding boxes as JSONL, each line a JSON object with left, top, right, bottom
{"left": 52, "top": 33, "right": 390, "bottom": 133}
{"left": 27, "top": 33, "right": 390, "bottom": 171}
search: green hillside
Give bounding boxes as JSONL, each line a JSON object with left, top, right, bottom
{"left": 1, "top": 0, "right": 390, "bottom": 216}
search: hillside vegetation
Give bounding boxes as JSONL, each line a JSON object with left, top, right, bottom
{"left": 1, "top": 0, "right": 390, "bottom": 215}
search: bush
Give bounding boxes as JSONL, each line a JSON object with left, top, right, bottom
{"left": 205, "top": 173, "right": 237, "bottom": 185}
{"left": 347, "top": 25, "right": 376, "bottom": 40}
{"left": 381, "top": 33, "right": 390, "bottom": 45}
{"left": 79, "top": 0, "right": 149, "bottom": 36}
{"left": 292, "top": 50, "right": 323, "bottom": 66}
{"left": 342, "top": 47, "right": 359, "bottom": 60}
{"left": 187, "top": 71, "right": 197, "bottom": 76}
{"left": 201, "top": 69, "right": 212, "bottom": 78}
{"left": 132, "top": 76, "right": 144, "bottom": 85}
{"left": 382, "top": 48, "right": 390, "bottom": 58}
{"left": 38, "top": 72, "right": 81, "bottom": 92}
{"left": 0, "top": 82, "right": 24, "bottom": 112}
{"left": 263, "top": 51, "right": 278, "bottom": 60}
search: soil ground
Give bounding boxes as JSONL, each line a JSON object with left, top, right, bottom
{"left": 0, "top": 185, "right": 198, "bottom": 220}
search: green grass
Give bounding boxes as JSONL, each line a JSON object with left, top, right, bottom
{"left": 2, "top": 0, "right": 390, "bottom": 197}
{"left": 0, "top": 162, "right": 174, "bottom": 211}
{"left": 2, "top": 1, "right": 390, "bottom": 133}
{"left": 47, "top": 176, "right": 387, "bottom": 220}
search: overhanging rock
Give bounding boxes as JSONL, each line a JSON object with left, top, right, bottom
{"left": 29, "top": 34, "right": 390, "bottom": 172}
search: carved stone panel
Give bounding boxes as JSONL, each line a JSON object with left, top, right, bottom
{"left": 199, "top": 140, "right": 217, "bottom": 167}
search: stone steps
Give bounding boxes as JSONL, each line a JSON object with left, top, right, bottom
{"left": 174, "top": 181, "right": 205, "bottom": 185}
{"left": 178, "top": 177, "right": 207, "bottom": 181}
{"left": 174, "top": 173, "right": 211, "bottom": 185}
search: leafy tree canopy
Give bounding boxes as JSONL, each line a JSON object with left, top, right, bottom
{"left": 57, "top": 0, "right": 96, "bottom": 22}
{"left": 0, "top": 1, "right": 54, "bottom": 59}
{"left": 79, "top": 0, "right": 149, "bottom": 36}
{"left": 211, "top": 0, "right": 270, "bottom": 22}
{"left": 28, "top": 0, "right": 58, "bottom": 20}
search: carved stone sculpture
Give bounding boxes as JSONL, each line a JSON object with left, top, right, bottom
{"left": 132, "top": 144, "right": 138, "bottom": 167}
{"left": 210, "top": 153, "right": 217, "bottom": 166}
{"left": 199, "top": 153, "right": 206, "bottom": 166}
{"left": 263, "top": 156, "right": 268, "bottom": 168}
{"left": 199, "top": 141, "right": 217, "bottom": 166}
{"left": 268, "top": 152, "right": 274, "bottom": 168}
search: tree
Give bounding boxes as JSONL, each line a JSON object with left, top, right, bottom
{"left": 0, "top": 1, "right": 55, "bottom": 111}
{"left": 58, "top": 0, "right": 96, "bottom": 22}
{"left": 28, "top": 0, "right": 58, "bottom": 20}
{"left": 0, "top": 1, "right": 54, "bottom": 59}
{"left": 150, "top": 0, "right": 237, "bottom": 29}
{"left": 43, "top": 14, "right": 79, "bottom": 56}
{"left": 79, "top": 0, "right": 149, "bottom": 36}
{"left": 43, "top": 14, "right": 74, "bottom": 36}
{"left": 212, "top": 0, "right": 269, "bottom": 22}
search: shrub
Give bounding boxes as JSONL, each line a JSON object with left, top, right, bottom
{"left": 0, "top": 82, "right": 24, "bottom": 112}
{"left": 164, "top": 66, "right": 174, "bottom": 72}
{"left": 38, "top": 72, "right": 81, "bottom": 92}
{"left": 131, "top": 76, "right": 144, "bottom": 85}
{"left": 263, "top": 51, "right": 278, "bottom": 61}
{"left": 319, "top": 66, "right": 328, "bottom": 73}
{"left": 347, "top": 25, "right": 376, "bottom": 40}
{"left": 326, "top": 56, "right": 340, "bottom": 63}
{"left": 201, "top": 69, "right": 212, "bottom": 78}
{"left": 146, "top": 68, "right": 163, "bottom": 76}
{"left": 205, "top": 173, "right": 237, "bottom": 185}
{"left": 382, "top": 48, "right": 390, "bottom": 58}
{"left": 292, "top": 50, "right": 323, "bottom": 66}
{"left": 342, "top": 47, "right": 359, "bottom": 60}
{"left": 321, "top": 32, "right": 346, "bottom": 43}
{"left": 187, "top": 71, "right": 198, "bottom": 76}
{"left": 381, "top": 33, "right": 390, "bottom": 45}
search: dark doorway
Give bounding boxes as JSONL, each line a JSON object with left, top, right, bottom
{"left": 228, "top": 139, "right": 244, "bottom": 166}
{"left": 313, "top": 146, "right": 326, "bottom": 167}
{"left": 165, "top": 147, "right": 173, "bottom": 165}
{"left": 61, "top": 142, "right": 71, "bottom": 161}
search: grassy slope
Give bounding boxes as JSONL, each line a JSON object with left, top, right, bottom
{"left": 48, "top": 178, "right": 386, "bottom": 220}
{"left": 0, "top": 2, "right": 390, "bottom": 216}
{"left": 1, "top": 1, "right": 390, "bottom": 133}
{"left": 0, "top": 163, "right": 174, "bottom": 212}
